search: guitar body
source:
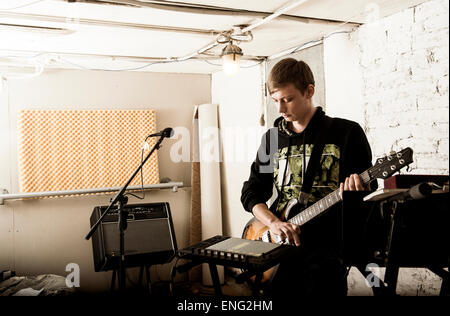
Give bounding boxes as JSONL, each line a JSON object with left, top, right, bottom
{"left": 242, "top": 203, "right": 294, "bottom": 240}
{"left": 241, "top": 203, "right": 305, "bottom": 284}
{"left": 242, "top": 217, "right": 269, "bottom": 241}
{"left": 242, "top": 217, "right": 277, "bottom": 284}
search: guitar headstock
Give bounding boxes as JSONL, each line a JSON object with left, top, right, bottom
{"left": 370, "top": 147, "right": 414, "bottom": 180}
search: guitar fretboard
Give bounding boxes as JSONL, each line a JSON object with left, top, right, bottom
{"left": 288, "top": 170, "right": 371, "bottom": 226}
{"left": 288, "top": 189, "right": 341, "bottom": 226}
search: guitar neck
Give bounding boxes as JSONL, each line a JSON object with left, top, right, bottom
{"left": 288, "top": 169, "right": 372, "bottom": 227}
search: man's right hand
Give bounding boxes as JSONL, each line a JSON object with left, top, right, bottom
{"left": 268, "top": 220, "right": 301, "bottom": 246}
{"left": 252, "top": 203, "right": 301, "bottom": 246}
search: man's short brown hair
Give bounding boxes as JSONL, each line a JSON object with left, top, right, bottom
{"left": 267, "top": 58, "right": 315, "bottom": 95}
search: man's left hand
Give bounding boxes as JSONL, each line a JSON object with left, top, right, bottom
{"left": 339, "top": 173, "right": 367, "bottom": 196}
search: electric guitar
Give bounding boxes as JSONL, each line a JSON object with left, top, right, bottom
{"left": 242, "top": 147, "right": 414, "bottom": 283}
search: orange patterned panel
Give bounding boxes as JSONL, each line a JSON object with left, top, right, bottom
{"left": 18, "top": 109, "right": 159, "bottom": 193}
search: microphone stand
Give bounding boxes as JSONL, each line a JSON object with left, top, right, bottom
{"left": 85, "top": 134, "right": 167, "bottom": 293}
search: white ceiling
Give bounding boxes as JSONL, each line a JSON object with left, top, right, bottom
{"left": 0, "top": 0, "right": 428, "bottom": 74}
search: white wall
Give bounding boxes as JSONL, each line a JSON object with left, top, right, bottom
{"left": 323, "top": 32, "right": 365, "bottom": 128}
{"left": 0, "top": 69, "right": 211, "bottom": 292}
{"left": 211, "top": 66, "right": 265, "bottom": 238}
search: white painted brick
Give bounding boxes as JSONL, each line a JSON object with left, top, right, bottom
{"left": 412, "top": 168, "right": 448, "bottom": 175}
{"left": 416, "top": 13, "right": 449, "bottom": 34}
{"left": 418, "top": 122, "right": 449, "bottom": 140}
{"left": 386, "top": 31, "right": 413, "bottom": 56}
{"left": 381, "top": 8, "right": 415, "bottom": 32}
{"left": 414, "top": 108, "right": 449, "bottom": 125}
{"left": 417, "top": 92, "right": 449, "bottom": 110}
{"left": 436, "top": 75, "right": 449, "bottom": 96}
{"left": 437, "top": 138, "right": 449, "bottom": 155}
{"left": 357, "top": 0, "right": 449, "bottom": 183}
{"left": 430, "top": 122, "right": 449, "bottom": 135}
{"left": 414, "top": 153, "right": 449, "bottom": 170}
{"left": 411, "top": 28, "right": 449, "bottom": 52}
{"left": 411, "top": 45, "right": 449, "bottom": 74}
{"left": 409, "top": 49, "right": 439, "bottom": 72}
{"left": 384, "top": 96, "right": 417, "bottom": 113}
{"left": 398, "top": 137, "right": 440, "bottom": 154}
{"left": 414, "top": 0, "right": 449, "bottom": 27}
{"left": 397, "top": 110, "right": 429, "bottom": 126}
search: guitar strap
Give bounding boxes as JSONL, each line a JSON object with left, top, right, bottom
{"left": 298, "top": 115, "right": 333, "bottom": 206}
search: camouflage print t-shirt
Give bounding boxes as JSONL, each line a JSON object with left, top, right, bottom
{"left": 273, "top": 143, "right": 340, "bottom": 214}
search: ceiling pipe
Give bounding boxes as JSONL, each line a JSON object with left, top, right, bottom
{"left": 0, "top": 48, "right": 264, "bottom": 64}
{"left": 0, "top": 11, "right": 222, "bottom": 36}
{"left": 73, "top": 0, "right": 360, "bottom": 26}
{"left": 0, "top": 22, "right": 75, "bottom": 34}
{"left": 241, "top": 0, "right": 310, "bottom": 33}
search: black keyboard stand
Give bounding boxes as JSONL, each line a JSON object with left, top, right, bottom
{"left": 175, "top": 259, "right": 224, "bottom": 295}
{"left": 176, "top": 258, "right": 266, "bottom": 296}
{"left": 234, "top": 269, "right": 265, "bottom": 296}
{"left": 208, "top": 263, "right": 223, "bottom": 296}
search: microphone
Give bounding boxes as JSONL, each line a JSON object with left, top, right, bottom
{"left": 142, "top": 127, "right": 174, "bottom": 150}
{"left": 146, "top": 127, "right": 174, "bottom": 138}
{"left": 393, "top": 182, "right": 432, "bottom": 201}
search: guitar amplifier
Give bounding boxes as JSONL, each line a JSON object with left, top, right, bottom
{"left": 90, "top": 202, "right": 177, "bottom": 272}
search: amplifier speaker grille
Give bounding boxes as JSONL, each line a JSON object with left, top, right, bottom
{"left": 90, "top": 202, "right": 177, "bottom": 272}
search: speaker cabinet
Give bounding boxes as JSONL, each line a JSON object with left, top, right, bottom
{"left": 90, "top": 202, "right": 177, "bottom": 272}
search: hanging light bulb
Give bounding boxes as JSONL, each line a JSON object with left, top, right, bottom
{"left": 221, "top": 42, "right": 243, "bottom": 76}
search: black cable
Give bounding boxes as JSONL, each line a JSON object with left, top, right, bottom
{"left": 202, "top": 59, "right": 222, "bottom": 67}
{"left": 289, "top": 31, "right": 352, "bottom": 55}
{"left": 0, "top": 0, "right": 43, "bottom": 10}
{"left": 123, "top": 135, "right": 149, "bottom": 200}
{"left": 240, "top": 59, "right": 265, "bottom": 68}
{"left": 58, "top": 56, "right": 174, "bottom": 72}
{"left": 202, "top": 58, "right": 265, "bottom": 69}
{"left": 169, "top": 256, "right": 181, "bottom": 295}
{"left": 124, "top": 269, "right": 139, "bottom": 288}
{"left": 169, "top": 254, "right": 196, "bottom": 296}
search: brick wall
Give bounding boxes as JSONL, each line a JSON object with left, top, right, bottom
{"left": 341, "top": 0, "right": 449, "bottom": 296}
{"left": 357, "top": 0, "right": 449, "bottom": 175}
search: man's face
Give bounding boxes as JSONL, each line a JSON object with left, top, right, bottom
{"left": 270, "top": 83, "right": 314, "bottom": 123}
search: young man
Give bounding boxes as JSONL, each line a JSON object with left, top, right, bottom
{"left": 241, "top": 58, "right": 373, "bottom": 295}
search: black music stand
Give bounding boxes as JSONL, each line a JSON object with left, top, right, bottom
{"left": 85, "top": 133, "right": 169, "bottom": 293}
{"left": 342, "top": 190, "right": 449, "bottom": 296}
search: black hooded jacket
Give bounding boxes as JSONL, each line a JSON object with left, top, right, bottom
{"left": 241, "top": 107, "right": 374, "bottom": 251}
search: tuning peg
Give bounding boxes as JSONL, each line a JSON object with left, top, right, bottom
{"left": 389, "top": 150, "right": 396, "bottom": 155}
